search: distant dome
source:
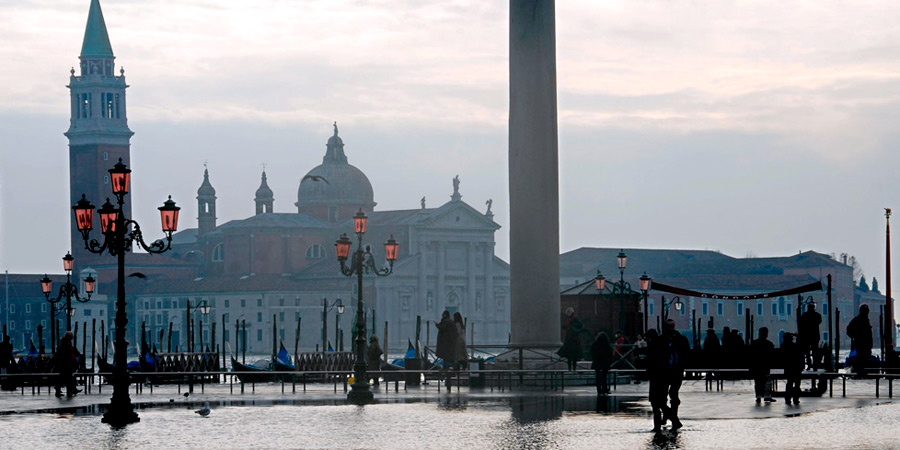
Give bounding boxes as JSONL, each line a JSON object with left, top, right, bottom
{"left": 296, "top": 123, "right": 375, "bottom": 210}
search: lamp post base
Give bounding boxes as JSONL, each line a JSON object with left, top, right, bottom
{"left": 101, "top": 403, "right": 139, "bottom": 427}
{"left": 347, "top": 383, "right": 374, "bottom": 405}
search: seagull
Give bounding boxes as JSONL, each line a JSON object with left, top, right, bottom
{"left": 195, "top": 401, "right": 211, "bottom": 417}
{"left": 302, "top": 175, "right": 330, "bottom": 184}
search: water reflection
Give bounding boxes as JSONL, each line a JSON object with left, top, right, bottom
{"left": 647, "top": 430, "right": 680, "bottom": 450}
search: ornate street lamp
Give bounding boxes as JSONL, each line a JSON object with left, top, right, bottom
{"left": 40, "top": 252, "right": 95, "bottom": 333}
{"left": 639, "top": 273, "right": 652, "bottom": 334}
{"left": 335, "top": 209, "right": 398, "bottom": 404}
{"left": 595, "top": 250, "right": 635, "bottom": 335}
{"left": 187, "top": 300, "right": 211, "bottom": 352}
{"left": 322, "top": 298, "right": 345, "bottom": 351}
{"left": 661, "top": 295, "right": 684, "bottom": 322}
{"left": 72, "top": 158, "right": 180, "bottom": 427}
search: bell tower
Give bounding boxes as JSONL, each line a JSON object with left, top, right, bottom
{"left": 66, "top": 0, "right": 133, "bottom": 264}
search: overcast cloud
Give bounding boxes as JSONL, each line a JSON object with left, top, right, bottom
{"left": 1, "top": 0, "right": 899, "bottom": 311}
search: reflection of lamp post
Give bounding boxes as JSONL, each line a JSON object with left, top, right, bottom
{"left": 661, "top": 295, "right": 684, "bottom": 322}
{"left": 40, "top": 252, "right": 95, "bottom": 333}
{"left": 335, "top": 209, "right": 398, "bottom": 404}
{"left": 594, "top": 250, "right": 633, "bottom": 335}
{"left": 187, "top": 299, "right": 211, "bottom": 352}
{"left": 322, "top": 298, "right": 344, "bottom": 351}
{"left": 72, "top": 158, "right": 180, "bottom": 427}
{"left": 639, "top": 273, "right": 651, "bottom": 334}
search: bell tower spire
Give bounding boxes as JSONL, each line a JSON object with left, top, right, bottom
{"left": 66, "top": 0, "right": 133, "bottom": 264}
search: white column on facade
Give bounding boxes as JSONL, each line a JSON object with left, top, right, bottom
{"left": 467, "top": 241, "right": 477, "bottom": 323}
{"left": 417, "top": 241, "right": 427, "bottom": 318}
{"left": 509, "top": 0, "right": 560, "bottom": 348}
{"left": 484, "top": 242, "right": 495, "bottom": 340}
{"left": 437, "top": 242, "right": 446, "bottom": 312}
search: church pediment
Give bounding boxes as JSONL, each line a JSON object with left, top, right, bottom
{"left": 420, "top": 201, "right": 500, "bottom": 231}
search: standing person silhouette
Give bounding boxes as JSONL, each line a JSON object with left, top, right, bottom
{"left": 557, "top": 308, "right": 584, "bottom": 371}
{"left": 799, "top": 303, "right": 822, "bottom": 369}
{"left": 590, "top": 331, "right": 613, "bottom": 396}
{"left": 781, "top": 333, "right": 803, "bottom": 405}
{"left": 846, "top": 304, "right": 873, "bottom": 377}
{"left": 52, "top": 331, "right": 80, "bottom": 398}
{"left": 750, "top": 327, "right": 776, "bottom": 404}
{"left": 660, "top": 319, "right": 688, "bottom": 431}
{"left": 435, "top": 311, "right": 458, "bottom": 370}
{"left": 453, "top": 312, "right": 467, "bottom": 370}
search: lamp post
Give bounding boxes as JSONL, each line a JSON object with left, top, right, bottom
{"left": 322, "top": 298, "right": 344, "bottom": 351}
{"left": 335, "top": 209, "right": 398, "bottom": 404}
{"left": 72, "top": 158, "right": 180, "bottom": 427}
{"left": 639, "top": 273, "right": 651, "bottom": 334}
{"left": 594, "top": 250, "right": 633, "bottom": 335}
{"left": 40, "top": 252, "right": 95, "bottom": 333}
{"left": 186, "top": 299, "right": 211, "bottom": 352}
{"left": 661, "top": 295, "right": 684, "bottom": 322}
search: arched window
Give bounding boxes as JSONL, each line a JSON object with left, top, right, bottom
{"left": 306, "top": 244, "right": 325, "bottom": 259}
{"left": 212, "top": 243, "right": 225, "bottom": 262}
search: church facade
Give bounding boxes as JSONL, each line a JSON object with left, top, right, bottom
{"left": 63, "top": 1, "right": 510, "bottom": 355}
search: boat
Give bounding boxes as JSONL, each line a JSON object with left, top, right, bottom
{"left": 231, "top": 356, "right": 280, "bottom": 383}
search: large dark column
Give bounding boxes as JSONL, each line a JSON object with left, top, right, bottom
{"left": 508, "top": 0, "right": 560, "bottom": 348}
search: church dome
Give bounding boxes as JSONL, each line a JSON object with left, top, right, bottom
{"left": 296, "top": 123, "right": 376, "bottom": 211}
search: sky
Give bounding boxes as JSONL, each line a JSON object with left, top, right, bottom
{"left": 1, "top": 0, "right": 899, "bottom": 307}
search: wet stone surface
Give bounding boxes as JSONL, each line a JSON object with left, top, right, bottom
{"left": 1, "top": 379, "right": 897, "bottom": 449}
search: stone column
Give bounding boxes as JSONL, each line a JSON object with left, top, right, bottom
{"left": 508, "top": 0, "right": 560, "bottom": 348}
{"left": 467, "top": 242, "right": 477, "bottom": 319}
{"left": 437, "top": 242, "right": 446, "bottom": 312}
{"left": 484, "top": 242, "right": 495, "bottom": 341}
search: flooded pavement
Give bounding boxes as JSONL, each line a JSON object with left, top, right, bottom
{"left": 2, "top": 380, "right": 897, "bottom": 449}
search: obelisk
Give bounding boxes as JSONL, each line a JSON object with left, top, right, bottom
{"left": 508, "top": 0, "right": 560, "bottom": 348}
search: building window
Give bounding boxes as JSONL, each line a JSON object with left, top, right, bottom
{"left": 306, "top": 244, "right": 326, "bottom": 259}
{"left": 257, "top": 312, "right": 262, "bottom": 322}
{"left": 156, "top": 314, "right": 162, "bottom": 324}
{"left": 757, "top": 303, "right": 763, "bottom": 316}
{"left": 737, "top": 302, "right": 744, "bottom": 316}
{"left": 25, "top": 304, "right": 31, "bottom": 313}
{"left": 257, "top": 329, "right": 263, "bottom": 341}
{"left": 649, "top": 303, "right": 655, "bottom": 316}
{"left": 212, "top": 243, "right": 224, "bottom": 262}
{"left": 9, "top": 322, "right": 14, "bottom": 330}
{"left": 280, "top": 329, "right": 285, "bottom": 340}
{"left": 41, "top": 303, "right": 47, "bottom": 313}
{"left": 778, "top": 297, "right": 785, "bottom": 316}
{"left": 772, "top": 303, "right": 778, "bottom": 316}
{"left": 224, "top": 330, "right": 230, "bottom": 342}
{"left": 25, "top": 320, "right": 31, "bottom": 330}
{"left": 717, "top": 303, "right": 723, "bottom": 316}
{"left": 84, "top": 309, "right": 91, "bottom": 316}
{"left": 823, "top": 331, "right": 829, "bottom": 341}
{"left": 241, "top": 299, "right": 246, "bottom": 308}
{"left": 295, "top": 297, "right": 300, "bottom": 307}
{"left": 822, "top": 302, "right": 828, "bottom": 315}
{"left": 257, "top": 298, "right": 263, "bottom": 307}
{"left": 702, "top": 303, "right": 708, "bottom": 316}
{"left": 224, "top": 299, "right": 230, "bottom": 308}
{"left": 9, "top": 304, "right": 14, "bottom": 314}
{"left": 103, "top": 152, "right": 109, "bottom": 161}
{"left": 787, "top": 303, "right": 792, "bottom": 316}
{"left": 279, "top": 311, "right": 285, "bottom": 322}
{"left": 223, "top": 313, "right": 230, "bottom": 324}
{"left": 104, "top": 175, "right": 109, "bottom": 185}
{"left": 279, "top": 298, "right": 284, "bottom": 307}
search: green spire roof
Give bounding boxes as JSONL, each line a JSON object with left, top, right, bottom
{"left": 80, "top": 0, "right": 114, "bottom": 59}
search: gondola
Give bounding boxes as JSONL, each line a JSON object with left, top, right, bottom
{"left": 231, "top": 356, "right": 280, "bottom": 383}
